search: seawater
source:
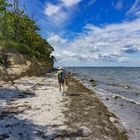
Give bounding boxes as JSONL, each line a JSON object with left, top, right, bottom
{"left": 66, "top": 67, "right": 140, "bottom": 103}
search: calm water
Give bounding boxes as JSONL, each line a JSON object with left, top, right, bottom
{"left": 66, "top": 67, "right": 140, "bottom": 103}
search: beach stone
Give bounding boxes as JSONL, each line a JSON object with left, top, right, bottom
{"left": 106, "top": 98, "right": 109, "bottom": 100}
{"left": 89, "top": 79, "right": 96, "bottom": 87}
{"left": 89, "top": 79, "right": 95, "bottom": 82}
{"left": 124, "top": 84, "right": 129, "bottom": 89}
{"left": 0, "top": 134, "right": 9, "bottom": 139}
{"left": 56, "top": 125, "right": 68, "bottom": 134}
{"left": 109, "top": 117, "right": 118, "bottom": 123}
{"left": 112, "top": 95, "right": 119, "bottom": 99}
{"left": 45, "top": 126, "right": 68, "bottom": 139}
{"left": 77, "top": 126, "right": 91, "bottom": 137}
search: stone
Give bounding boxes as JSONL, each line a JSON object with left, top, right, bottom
{"left": 89, "top": 79, "right": 96, "bottom": 87}
{"left": 109, "top": 117, "right": 118, "bottom": 123}
{"left": 0, "top": 134, "right": 9, "bottom": 139}
{"left": 44, "top": 126, "right": 68, "bottom": 139}
{"left": 77, "top": 126, "right": 91, "bottom": 137}
{"left": 89, "top": 79, "right": 95, "bottom": 82}
{"left": 56, "top": 125, "right": 68, "bottom": 135}
{"left": 112, "top": 95, "right": 119, "bottom": 99}
{"left": 124, "top": 84, "right": 129, "bottom": 89}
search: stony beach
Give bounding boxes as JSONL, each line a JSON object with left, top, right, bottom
{"left": 0, "top": 73, "right": 128, "bottom": 140}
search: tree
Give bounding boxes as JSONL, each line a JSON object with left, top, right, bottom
{"left": 0, "top": 0, "right": 12, "bottom": 39}
{"left": 0, "top": 0, "right": 55, "bottom": 62}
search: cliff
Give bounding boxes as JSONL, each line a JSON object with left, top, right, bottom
{"left": 0, "top": 53, "right": 53, "bottom": 82}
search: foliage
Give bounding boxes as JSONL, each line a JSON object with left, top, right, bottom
{"left": 0, "top": 0, "right": 54, "bottom": 63}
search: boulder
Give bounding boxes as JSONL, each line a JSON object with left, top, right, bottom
{"left": 77, "top": 126, "right": 91, "bottom": 137}
{"left": 109, "top": 117, "right": 118, "bottom": 123}
{"left": 89, "top": 79, "right": 95, "bottom": 82}
{"left": 89, "top": 79, "right": 96, "bottom": 87}
{"left": 112, "top": 95, "right": 119, "bottom": 99}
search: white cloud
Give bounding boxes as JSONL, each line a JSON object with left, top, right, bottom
{"left": 48, "top": 19, "right": 140, "bottom": 66}
{"left": 44, "top": 3, "right": 67, "bottom": 26}
{"left": 126, "top": 0, "right": 140, "bottom": 17}
{"left": 48, "top": 34, "right": 68, "bottom": 47}
{"left": 60, "top": 0, "right": 82, "bottom": 7}
{"left": 44, "top": 0, "right": 82, "bottom": 27}
{"left": 45, "top": 3, "right": 61, "bottom": 16}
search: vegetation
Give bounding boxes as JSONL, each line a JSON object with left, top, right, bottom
{"left": 0, "top": 0, "right": 54, "bottom": 65}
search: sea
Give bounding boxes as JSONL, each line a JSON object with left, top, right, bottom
{"left": 66, "top": 67, "right": 140, "bottom": 104}
{"left": 66, "top": 67, "right": 140, "bottom": 140}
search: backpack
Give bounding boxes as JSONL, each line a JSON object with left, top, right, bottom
{"left": 58, "top": 70, "right": 65, "bottom": 80}
{"left": 61, "top": 71, "right": 65, "bottom": 80}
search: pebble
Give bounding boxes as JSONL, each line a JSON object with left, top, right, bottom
{"left": 109, "top": 117, "right": 118, "bottom": 123}
{"left": 106, "top": 98, "right": 109, "bottom": 100}
{"left": 112, "top": 95, "right": 119, "bottom": 99}
{"left": 77, "top": 126, "right": 91, "bottom": 137}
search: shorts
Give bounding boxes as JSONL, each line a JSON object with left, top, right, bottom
{"left": 58, "top": 79, "right": 64, "bottom": 83}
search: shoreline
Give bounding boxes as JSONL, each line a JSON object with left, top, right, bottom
{"left": 73, "top": 74, "right": 140, "bottom": 140}
{"left": 64, "top": 75, "right": 128, "bottom": 140}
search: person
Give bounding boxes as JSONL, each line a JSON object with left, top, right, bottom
{"left": 57, "top": 67, "right": 65, "bottom": 93}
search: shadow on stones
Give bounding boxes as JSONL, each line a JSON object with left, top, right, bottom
{"left": 0, "top": 87, "right": 74, "bottom": 140}
{"left": 0, "top": 88, "right": 36, "bottom": 102}
{"left": 65, "top": 92, "right": 80, "bottom": 97}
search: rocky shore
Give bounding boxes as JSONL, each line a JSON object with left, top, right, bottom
{"left": 0, "top": 73, "right": 128, "bottom": 140}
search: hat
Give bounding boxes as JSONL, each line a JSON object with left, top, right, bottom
{"left": 58, "top": 67, "right": 63, "bottom": 70}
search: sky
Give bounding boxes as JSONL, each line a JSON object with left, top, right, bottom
{"left": 22, "top": 0, "right": 140, "bottom": 67}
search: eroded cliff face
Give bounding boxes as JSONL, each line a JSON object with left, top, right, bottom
{"left": 0, "top": 53, "right": 53, "bottom": 81}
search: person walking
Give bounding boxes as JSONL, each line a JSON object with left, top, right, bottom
{"left": 57, "top": 67, "right": 65, "bottom": 93}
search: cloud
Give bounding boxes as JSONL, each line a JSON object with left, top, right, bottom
{"left": 122, "top": 45, "right": 139, "bottom": 54}
{"left": 48, "top": 19, "right": 140, "bottom": 66}
{"left": 44, "top": 0, "right": 82, "bottom": 27}
{"left": 60, "top": 0, "right": 82, "bottom": 7}
{"left": 114, "top": 0, "right": 123, "bottom": 10}
{"left": 45, "top": 3, "right": 61, "bottom": 16}
{"left": 126, "top": 0, "right": 140, "bottom": 17}
{"left": 48, "top": 34, "right": 68, "bottom": 47}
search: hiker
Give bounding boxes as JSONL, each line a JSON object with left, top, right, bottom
{"left": 57, "top": 67, "right": 65, "bottom": 93}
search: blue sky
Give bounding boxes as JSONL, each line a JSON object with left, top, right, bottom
{"left": 22, "top": 0, "right": 140, "bottom": 66}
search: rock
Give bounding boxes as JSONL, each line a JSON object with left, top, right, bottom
{"left": 56, "top": 125, "right": 68, "bottom": 134}
{"left": 112, "top": 95, "right": 119, "bottom": 99}
{"left": 109, "top": 117, "right": 118, "bottom": 123}
{"left": 0, "top": 134, "right": 9, "bottom": 139}
{"left": 89, "top": 79, "right": 96, "bottom": 87}
{"left": 77, "top": 126, "right": 91, "bottom": 137}
{"left": 92, "top": 82, "right": 96, "bottom": 87}
{"left": 43, "top": 126, "right": 68, "bottom": 139}
{"left": 124, "top": 84, "right": 129, "bottom": 89}
{"left": 120, "top": 104, "right": 124, "bottom": 106}
{"left": 89, "top": 79, "right": 95, "bottom": 82}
